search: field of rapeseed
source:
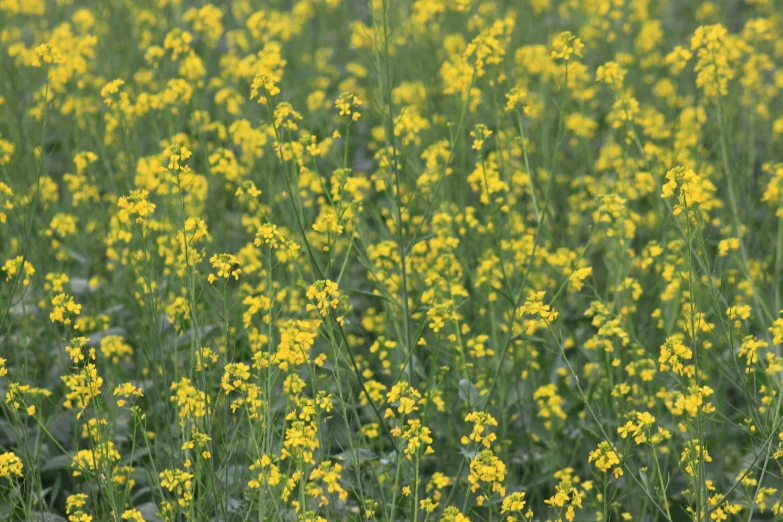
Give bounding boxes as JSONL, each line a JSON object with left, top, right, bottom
{"left": 2, "top": 0, "right": 783, "bottom": 520}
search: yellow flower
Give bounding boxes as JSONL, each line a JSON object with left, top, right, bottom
{"left": 101, "top": 79, "right": 125, "bottom": 106}
{"left": 596, "top": 61, "right": 626, "bottom": 88}
{"left": 658, "top": 336, "right": 694, "bottom": 377}
{"left": 250, "top": 73, "right": 281, "bottom": 104}
{"left": 0, "top": 452, "right": 23, "bottom": 479}
{"left": 62, "top": 364, "right": 103, "bottom": 417}
{"left": 502, "top": 491, "right": 528, "bottom": 515}
{"left": 121, "top": 509, "right": 144, "bottom": 522}
{"left": 470, "top": 124, "right": 492, "bottom": 150}
{"left": 113, "top": 382, "right": 143, "bottom": 408}
{"left": 2, "top": 256, "right": 35, "bottom": 286}
{"left": 386, "top": 382, "right": 422, "bottom": 416}
{"left": 518, "top": 291, "right": 558, "bottom": 321}
{"left": 462, "top": 411, "right": 498, "bottom": 448}
{"left": 209, "top": 253, "right": 241, "bottom": 283}
{"left": 468, "top": 449, "right": 506, "bottom": 496}
{"left": 588, "top": 441, "right": 623, "bottom": 478}
{"left": 306, "top": 280, "right": 341, "bottom": 318}
{"left": 33, "top": 43, "right": 63, "bottom": 66}
{"left": 504, "top": 87, "right": 528, "bottom": 112}
{"left": 661, "top": 166, "right": 707, "bottom": 215}
{"left": 336, "top": 91, "right": 363, "bottom": 121}
{"left": 551, "top": 31, "right": 584, "bottom": 61}
{"left": 50, "top": 293, "right": 82, "bottom": 325}
{"left": 118, "top": 189, "right": 156, "bottom": 224}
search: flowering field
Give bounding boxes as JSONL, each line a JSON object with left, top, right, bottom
{"left": 2, "top": 0, "right": 783, "bottom": 521}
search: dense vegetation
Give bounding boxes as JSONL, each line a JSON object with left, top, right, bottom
{"left": 2, "top": 0, "right": 783, "bottom": 521}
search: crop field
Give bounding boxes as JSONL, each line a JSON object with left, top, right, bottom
{"left": 1, "top": 0, "right": 783, "bottom": 521}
